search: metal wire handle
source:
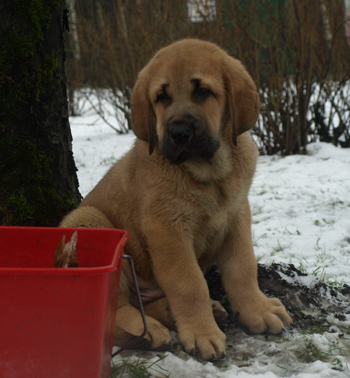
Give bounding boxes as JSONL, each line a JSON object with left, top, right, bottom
{"left": 112, "top": 254, "right": 148, "bottom": 357}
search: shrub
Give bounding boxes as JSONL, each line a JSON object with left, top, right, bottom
{"left": 66, "top": 0, "right": 350, "bottom": 154}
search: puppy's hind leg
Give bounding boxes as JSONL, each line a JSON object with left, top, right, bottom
{"left": 60, "top": 206, "right": 114, "bottom": 228}
{"left": 115, "top": 298, "right": 172, "bottom": 351}
{"left": 143, "top": 297, "right": 228, "bottom": 330}
{"left": 60, "top": 207, "right": 171, "bottom": 350}
{"left": 143, "top": 297, "right": 175, "bottom": 330}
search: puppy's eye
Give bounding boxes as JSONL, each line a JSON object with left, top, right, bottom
{"left": 196, "top": 87, "right": 212, "bottom": 102}
{"left": 156, "top": 92, "right": 171, "bottom": 106}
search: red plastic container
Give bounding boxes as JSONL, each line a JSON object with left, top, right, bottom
{"left": 0, "top": 226, "right": 129, "bottom": 378}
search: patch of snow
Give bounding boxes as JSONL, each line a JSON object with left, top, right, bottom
{"left": 276, "top": 270, "right": 317, "bottom": 287}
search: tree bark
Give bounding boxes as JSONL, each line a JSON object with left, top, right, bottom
{"left": 0, "top": 0, "right": 82, "bottom": 226}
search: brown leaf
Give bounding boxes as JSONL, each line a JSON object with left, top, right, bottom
{"left": 54, "top": 231, "right": 79, "bottom": 268}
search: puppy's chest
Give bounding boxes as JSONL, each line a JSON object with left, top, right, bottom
{"left": 186, "top": 183, "right": 237, "bottom": 255}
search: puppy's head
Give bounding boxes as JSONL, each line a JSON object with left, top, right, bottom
{"left": 131, "top": 39, "right": 260, "bottom": 164}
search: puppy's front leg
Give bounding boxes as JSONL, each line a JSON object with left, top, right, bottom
{"left": 143, "top": 219, "right": 226, "bottom": 361}
{"left": 217, "top": 199, "right": 292, "bottom": 334}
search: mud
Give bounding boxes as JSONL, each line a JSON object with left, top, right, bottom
{"left": 205, "top": 263, "right": 350, "bottom": 332}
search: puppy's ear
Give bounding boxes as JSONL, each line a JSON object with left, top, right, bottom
{"left": 223, "top": 57, "right": 260, "bottom": 146}
{"left": 131, "top": 75, "right": 157, "bottom": 155}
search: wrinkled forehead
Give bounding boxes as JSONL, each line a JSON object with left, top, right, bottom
{"left": 144, "top": 43, "right": 226, "bottom": 98}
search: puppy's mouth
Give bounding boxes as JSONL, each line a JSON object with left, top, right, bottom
{"left": 172, "top": 150, "right": 192, "bottom": 164}
{"left": 161, "top": 143, "right": 218, "bottom": 165}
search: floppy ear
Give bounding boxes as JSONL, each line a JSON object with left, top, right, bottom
{"left": 131, "top": 75, "right": 157, "bottom": 155}
{"left": 223, "top": 57, "right": 261, "bottom": 146}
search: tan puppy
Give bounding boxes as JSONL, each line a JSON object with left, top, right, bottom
{"left": 61, "top": 39, "right": 292, "bottom": 360}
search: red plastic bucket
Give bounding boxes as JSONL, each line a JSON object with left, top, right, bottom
{"left": 0, "top": 226, "right": 129, "bottom": 378}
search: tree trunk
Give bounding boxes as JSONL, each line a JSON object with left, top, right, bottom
{"left": 0, "top": 0, "right": 82, "bottom": 226}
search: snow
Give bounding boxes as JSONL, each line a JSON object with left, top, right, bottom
{"left": 69, "top": 108, "right": 350, "bottom": 377}
{"left": 250, "top": 143, "right": 350, "bottom": 286}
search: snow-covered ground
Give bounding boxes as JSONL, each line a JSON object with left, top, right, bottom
{"left": 251, "top": 143, "right": 350, "bottom": 287}
{"left": 69, "top": 108, "right": 350, "bottom": 377}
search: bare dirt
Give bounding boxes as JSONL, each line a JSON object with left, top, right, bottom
{"left": 205, "top": 263, "right": 350, "bottom": 333}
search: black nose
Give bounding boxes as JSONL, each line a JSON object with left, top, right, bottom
{"left": 170, "top": 124, "right": 192, "bottom": 145}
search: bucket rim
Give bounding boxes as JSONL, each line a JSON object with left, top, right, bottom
{"left": 0, "top": 226, "right": 129, "bottom": 274}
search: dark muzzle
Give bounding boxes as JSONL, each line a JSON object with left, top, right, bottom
{"left": 161, "top": 114, "right": 220, "bottom": 164}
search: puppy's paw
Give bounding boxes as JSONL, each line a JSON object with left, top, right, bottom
{"left": 179, "top": 324, "right": 226, "bottom": 361}
{"left": 238, "top": 294, "right": 292, "bottom": 334}
{"left": 211, "top": 299, "right": 228, "bottom": 325}
{"left": 146, "top": 317, "right": 172, "bottom": 349}
{"left": 115, "top": 313, "right": 172, "bottom": 351}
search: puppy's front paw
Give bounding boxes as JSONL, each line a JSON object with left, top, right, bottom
{"left": 238, "top": 293, "right": 292, "bottom": 334}
{"left": 178, "top": 324, "right": 226, "bottom": 361}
